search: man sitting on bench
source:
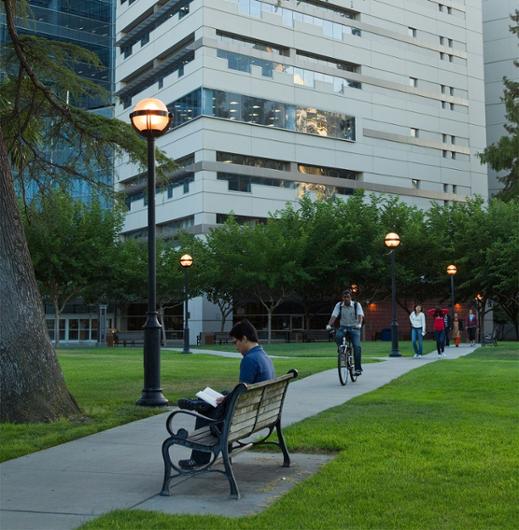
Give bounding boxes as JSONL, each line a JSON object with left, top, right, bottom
{"left": 177, "top": 319, "right": 275, "bottom": 470}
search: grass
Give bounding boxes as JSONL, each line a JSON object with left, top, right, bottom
{"left": 196, "top": 339, "right": 438, "bottom": 358}
{"left": 80, "top": 343, "right": 519, "bottom": 530}
{"left": 0, "top": 347, "right": 334, "bottom": 462}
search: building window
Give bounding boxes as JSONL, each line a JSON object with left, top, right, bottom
{"left": 442, "top": 150, "right": 448, "bottom": 158}
{"left": 442, "top": 133, "right": 447, "bottom": 143}
{"left": 439, "top": 36, "right": 445, "bottom": 46}
{"left": 448, "top": 54, "right": 453, "bottom": 63}
{"left": 175, "top": 88, "right": 357, "bottom": 141}
{"left": 140, "top": 33, "right": 149, "bottom": 46}
{"left": 443, "top": 183, "right": 449, "bottom": 192}
{"left": 442, "top": 101, "right": 446, "bottom": 109}
{"left": 217, "top": 152, "right": 290, "bottom": 171}
{"left": 411, "top": 179, "right": 420, "bottom": 189}
{"left": 409, "top": 77, "right": 418, "bottom": 87}
{"left": 452, "top": 185, "right": 457, "bottom": 194}
{"left": 298, "top": 164, "right": 361, "bottom": 180}
{"left": 451, "top": 135, "right": 456, "bottom": 144}
{"left": 448, "top": 38, "right": 453, "bottom": 47}
{"left": 438, "top": 4, "right": 444, "bottom": 12}
{"left": 449, "top": 86, "right": 454, "bottom": 96}
{"left": 408, "top": 27, "right": 416, "bottom": 38}
{"left": 451, "top": 151, "right": 456, "bottom": 159}
{"left": 441, "top": 85, "right": 446, "bottom": 94}
{"left": 447, "top": 6, "right": 452, "bottom": 14}
{"left": 410, "top": 128, "right": 419, "bottom": 138}
{"left": 440, "top": 52, "right": 445, "bottom": 60}
{"left": 450, "top": 102, "right": 454, "bottom": 110}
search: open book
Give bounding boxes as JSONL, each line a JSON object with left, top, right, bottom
{"left": 196, "top": 387, "right": 224, "bottom": 408}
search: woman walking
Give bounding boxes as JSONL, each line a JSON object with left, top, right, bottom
{"left": 452, "top": 313, "right": 463, "bottom": 347}
{"left": 409, "top": 305, "right": 426, "bottom": 358}
{"left": 427, "top": 308, "right": 448, "bottom": 357}
{"left": 467, "top": 309, "right": 478, "bottom": 345}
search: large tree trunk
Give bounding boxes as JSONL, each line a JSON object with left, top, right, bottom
{"left": 0, "top": 127, "right": 80, "bottom": 422}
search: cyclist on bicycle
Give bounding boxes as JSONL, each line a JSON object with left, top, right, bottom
{"left": 326, "top": 289, "right": 364, "bottom": 376}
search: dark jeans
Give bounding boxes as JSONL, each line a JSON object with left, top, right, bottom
{"left": 411, "top": 327, "right": 423, "bottom": 355}
{"left": 180, "top": 397, "right": 228, "bottom": 465}
{"left": 434, "top": 330, "right": 445, "bottom": 354}
{"left": 336, "top": 326, "right": 362, "bottom": 371}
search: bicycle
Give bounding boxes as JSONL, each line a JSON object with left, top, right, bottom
{"left": 337, "top": 332, "right": 357, "bottom": 385}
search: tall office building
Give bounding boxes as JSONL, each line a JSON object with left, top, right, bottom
{"left": 115, "top": 0, "right": 488, "bottom": 337}
{"left": 1, "top": 0, "right": 115, "bottom": 198}
{"left": 482, "top": 0, "right": 518, "bottom": 197}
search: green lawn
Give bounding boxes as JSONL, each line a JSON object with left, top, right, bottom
{"left": 0, "top": 347, "right": 334, "bottom": 462}
{"left": 81, "top": 343, "right": 519, "bottom": 530}
{"left": 196, "top": 339, "right": 437, "bottom": 358}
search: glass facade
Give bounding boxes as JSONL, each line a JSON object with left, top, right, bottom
{"left": 217, "top": 172, "right": 354, "bottom": 197}
{"left": 225, "top": 0, "right": 361, "bottom": 39}
{"left": 217, "top": 152, "right": 290, "bottom": 171}
{"left": 169, "top": 88, "right": 356, "bottom": 141}
{"left": 217, "top": 49, "right": 361, "bottom": 91}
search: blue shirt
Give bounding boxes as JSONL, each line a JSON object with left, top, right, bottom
{"left": 239, "top": 345, "right": 275, "bottom": 384}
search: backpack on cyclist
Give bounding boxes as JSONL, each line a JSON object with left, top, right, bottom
{"left": 334, "top": 301, "right": 363, "bottom": 328}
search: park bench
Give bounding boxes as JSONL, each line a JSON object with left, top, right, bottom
{"left": 116, "top": 331, "right": 144, "bottom": 347}
{"left": 160, "top": 369, "right": 298, "bottom": 499}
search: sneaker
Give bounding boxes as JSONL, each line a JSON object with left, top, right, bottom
{"left": 417, "top": 355, "right": 423, "bottom": 358}
{"left": 354, "top": 369, "right": 363, "bottom": 376}
{"left": 413, "top": 354, "right": 418, "bottom": 358}
{"left": 178, "top": 458, "right": 200, "bottom": 470}
{"left": 177, "top": 398, "right": 197, "bottom": 410}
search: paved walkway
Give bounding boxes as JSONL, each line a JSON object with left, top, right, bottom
{"left": 0, "top": 345, "right": 478, "bottom": 530}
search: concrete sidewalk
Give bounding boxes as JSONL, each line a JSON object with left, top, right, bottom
{"left": 0, "top": 345, "right": 478, "bottom": 530}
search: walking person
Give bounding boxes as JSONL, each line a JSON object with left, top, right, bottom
{"left": 409, "top": 304, "right": 426, "bottom": 358}
{"left": 427, "top": 308, "right": 448, "bottom": 358}
{"left": 467, "top": 308, "right": 478, "bottom": 346}
{"left": 443, "top": 312, "right": 452, "bottom": 347}
{"left": 452, "top": 313, "right": 463, "bottom": 347}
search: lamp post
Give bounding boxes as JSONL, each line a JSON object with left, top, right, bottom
{"left": 384, "top": 232, "right": 401, "bottom": 357}
{"left": 180, "top": 253, "right": 193, "bottom": 353}
{"left": 130, "top": 98, "right": 171, "bottom": 407}
{"left": 447, "top": 264, "right": 457, "bottom": 320}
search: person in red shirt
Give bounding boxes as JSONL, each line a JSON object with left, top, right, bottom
{"left": 427, "top": 308, "right": 449, "bottom": 357}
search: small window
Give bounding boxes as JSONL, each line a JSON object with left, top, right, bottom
{"left": 140, "top": 33, "right": 149, "bottom": 46}
{"left": 440, "top": 52, "right": 445, "bottom": 60}
{"left": 447, "top": 6, "right": 452, "bottom": 14}
{"left": 449, "top": 86, "right": 454, "bottom": 96}
{"left": 409, "top": 77, "right": 418, "bottom": 87}
{"left": 441, "top": 84, "right": 446, "bottom": 94}
{"left": 439, "top": 36, "right": 445, "bottom": 46}
{"left": 449, "top": 55, "right": 453, "bottom": 63}
{"left": 450, "top": 102, "right": 454, "bottom": 110}
{"left": 442, "top": 133, "right": 447, "bottom": 143}
{"left": 439, "top": 4, "right": 444, "bottom": 12}
{"left": 452, "top": 185, "right": 457, "bottom": 194}
{"left": 443, "top": 183, "right": 449, "bottom": 192}
{"left": 410, "top": 128, "right": 419, "bottom": 138}
{"left": 408, "top": 27, "right": 416, "bottom": 38}
{"left": 448, "top": 38, "right": 453, "bottom": 47}
{"left": 451, "top": 151, "right": 456, "bottom": 159}
{"left": 442, "top": 150, "right": 448, "bottom": 158}
{"left": 411, "top": 179, "right": 420, "bottom": 189}
{"left": 441, "top": 100, "right": 447, "bottom": 109}
{"left": 451, "top": 135, "right": 455, "bottom": 144}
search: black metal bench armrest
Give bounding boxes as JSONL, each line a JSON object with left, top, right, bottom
{"left": 165, "top": 409, "right": 221, "bottom": 436}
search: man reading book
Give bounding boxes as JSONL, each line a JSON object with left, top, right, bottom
{"left": 177, "top": 319, "right": 275, "bottom": 470}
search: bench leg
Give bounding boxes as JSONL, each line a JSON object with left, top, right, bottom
{"left": 276, "top": 421, "right": 291, "bottom": 467}
{"left": 222, "top": 445, "right": 240, "bottom": 499}
{"left": 160, "top": 438, "right": 174, "bottom": 496}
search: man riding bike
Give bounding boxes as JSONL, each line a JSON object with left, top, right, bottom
{"left": 326, "top": 289, "right": 364, "bottom": 376}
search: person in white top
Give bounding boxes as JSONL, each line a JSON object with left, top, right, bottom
{"left": 409, "top": 304, "right": 426, "bottom": 358}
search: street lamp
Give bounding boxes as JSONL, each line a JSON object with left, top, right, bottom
{"left": 447, "top": 264, "right": 457, "bottom": 320}
{"left": 384, "top": 232, "right": 401, "bottom": 357}
{"left": 180, "top": 253, "right": 193, "bottom": 353}
{"left": 130, "top": 98, "right": 172, "bottom": 407}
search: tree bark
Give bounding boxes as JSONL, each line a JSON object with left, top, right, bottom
{"left": 0, "top": 126, "right": 80, "bottom": 422}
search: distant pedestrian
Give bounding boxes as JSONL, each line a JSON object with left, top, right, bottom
{"left": 452, "top": 313, "right": 463, "bottom": 347}
{"left": 427, "top": 308, "right": 448, "bottom": 357}
{"left": 409, "top": 304, "right": 426, "bottom": 358}
{"left": 467, "top": 309, "right": 478, "bottom": 345}
{"left": 443, "top": 312, "right": 452, "bottom": 347}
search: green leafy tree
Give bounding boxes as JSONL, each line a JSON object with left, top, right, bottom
{"left": 479, "top": 10, "right": 519, "bottom": 200}
{"left": 22, "top": 190, "right": 124, "bottom": 348}
{"left": 0, "top": 0, "right": 171, "bottom": 422}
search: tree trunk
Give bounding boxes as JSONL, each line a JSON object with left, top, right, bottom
{"left": 54, "top": 297, "right": 61, "bottom": 349}
{"left": 0, "top": 127, "right": 80, "bottom": 422}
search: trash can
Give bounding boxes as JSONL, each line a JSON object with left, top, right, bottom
{"left": 380, "top": 328, "right": 391, "bottom": 341}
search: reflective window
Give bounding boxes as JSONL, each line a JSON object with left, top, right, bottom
{"left": 298, "top": 164, "right": 360, "bottom": 180}
{"left": 217, "top": 152, "right": 290, "bottom": 171}
{"left": 167, "top": 88, "right": 355, "bottom": 141}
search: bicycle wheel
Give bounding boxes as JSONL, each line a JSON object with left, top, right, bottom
{"left": 338, "top": 349, "right": 348, "bottom": 385}
{"left": 347, "top": 347, "right": 357, "bottom": 382}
